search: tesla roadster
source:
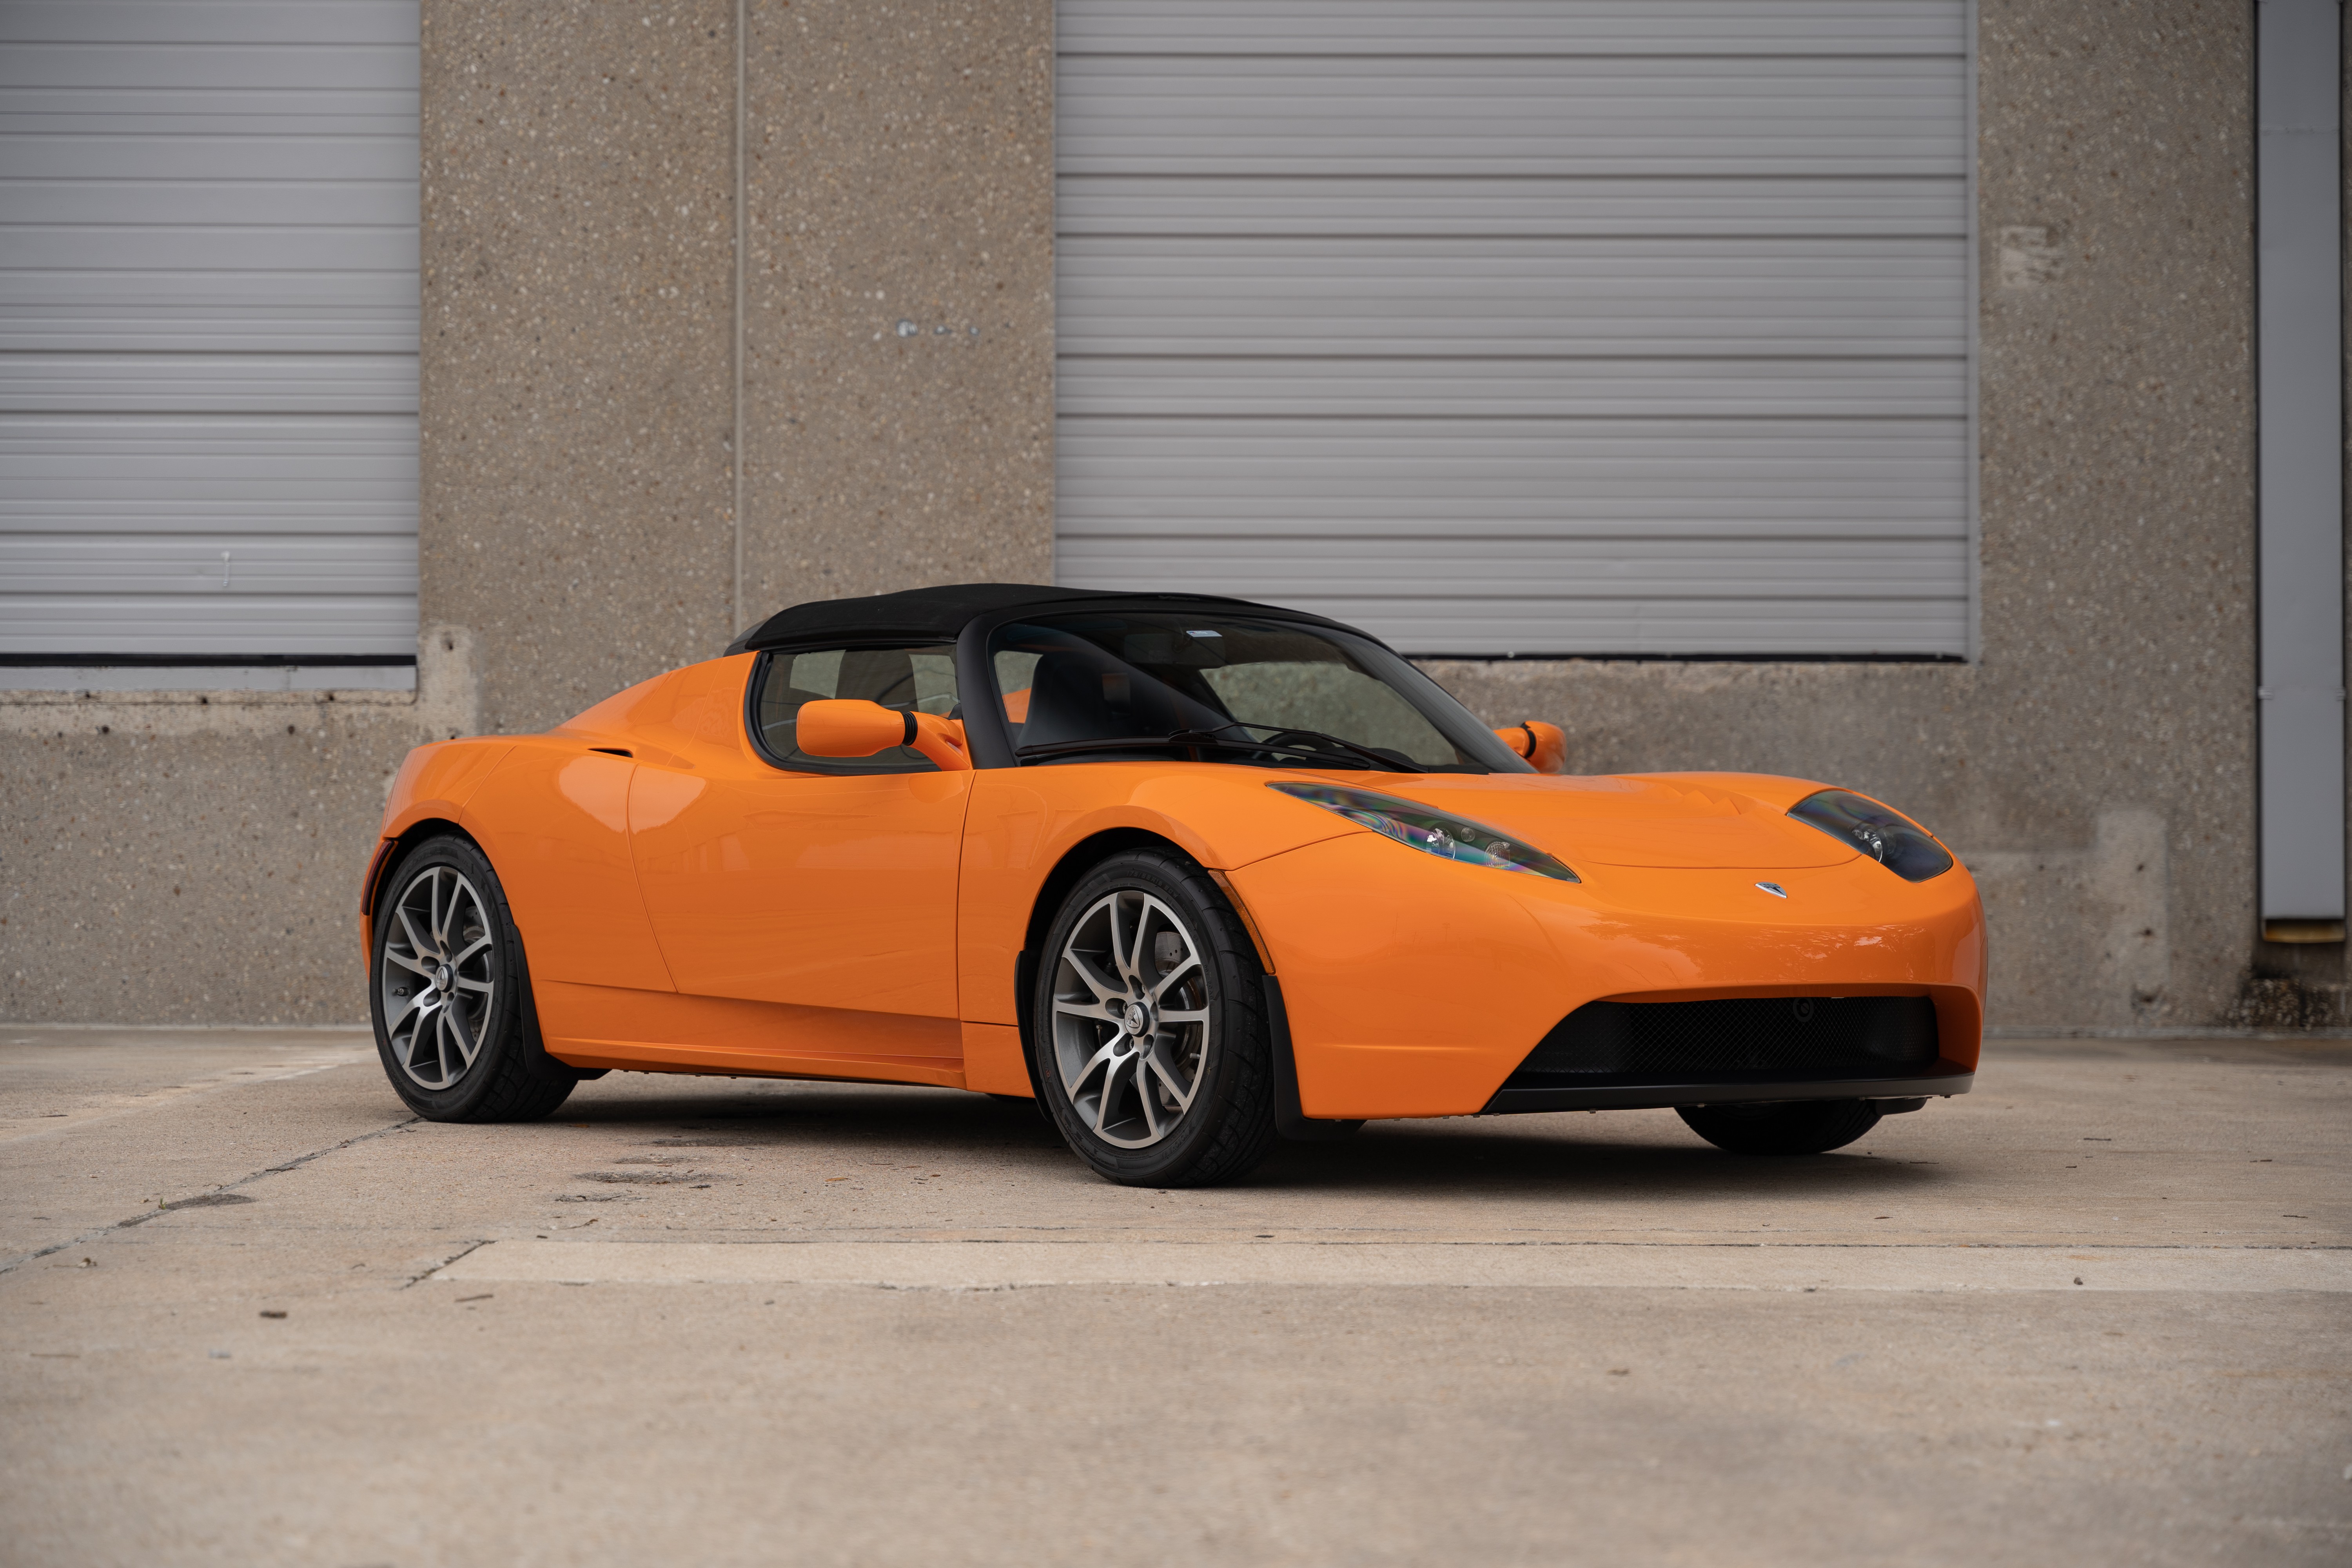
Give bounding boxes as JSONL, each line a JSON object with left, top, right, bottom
{"left": 362, "top": 584, "right": 1984, "bottom": 1185}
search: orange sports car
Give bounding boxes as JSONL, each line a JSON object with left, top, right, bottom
{"left": 362, "top": 584, "right": 1984, "bottom": 1185}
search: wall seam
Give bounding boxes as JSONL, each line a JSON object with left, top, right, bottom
{"left": 731, "top": 0, "right": 747, "bottom": 636}
{"left": 1965, "top": 0, "right": 1982, "bottom": 666}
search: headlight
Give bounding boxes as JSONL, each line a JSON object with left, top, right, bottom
{"left": 1788, "top": 789, "right": 1953, "bottom": 882}
{"left": 1269, "top": 782, "right": 1579, "bottom": 882}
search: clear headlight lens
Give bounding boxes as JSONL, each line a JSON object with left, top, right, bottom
{"left": 1269, "top": 782, "right": 1580, "bottom": 882}
{"left": 1788, "top": 789, "right": 1954, "bottom": 882}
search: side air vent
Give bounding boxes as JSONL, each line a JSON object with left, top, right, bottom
{"left": 1511, "top": 995, "right": 1939, "bottom": 1087}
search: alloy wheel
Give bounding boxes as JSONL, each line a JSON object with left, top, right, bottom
{"left": 378, "top": 865, "right": 498, "bottom": 1090}
{"left": 1049, "top": 889, "right": 1212, "bottom": 1148}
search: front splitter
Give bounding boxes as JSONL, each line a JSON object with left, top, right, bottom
{"left": 1480, "top": 1060, "right": 1975, "bottom": 1115}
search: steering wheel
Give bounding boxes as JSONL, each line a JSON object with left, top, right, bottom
{"left": 1254, "top": 729, "right": 1414, "bottom": 769}
{"left": 1256, "top": 728, "right": 1350, "bottom": 757}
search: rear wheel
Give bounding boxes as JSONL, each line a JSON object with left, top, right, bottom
{"left": 370, "top": 835, "right": 577, "bottom": 1123}
{"left": 1677, "top": 1099, "right": 1881, "bottom": 1156}
{"left": 1029, "top": 850, "right": 1278, "bottom": 1187}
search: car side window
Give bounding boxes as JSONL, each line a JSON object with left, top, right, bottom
{"left": 751, "top": 644, "right": 960, "bottom": 775}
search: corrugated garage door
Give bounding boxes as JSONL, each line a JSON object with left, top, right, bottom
{"left": 0, "top": 0, "right": 419, "bottom": 666}
{"left": 1054, "top": 1, "right": 1971, "bottom": 657}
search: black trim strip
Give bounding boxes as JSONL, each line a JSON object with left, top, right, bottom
{"left": 955, "top": 613, "right": 1019, "bottom": 770}
{"left": 1480, "top": 1062, "right": 1975, "bottom": 1115}
{"left": 1265, "top": 976, "right": 1364, "bottom": 1141}
{"left": 358, "top": 837, "right": 399, "bottom": 918}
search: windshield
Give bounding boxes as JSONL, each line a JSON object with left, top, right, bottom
{"left": 987, "top": 612, "right": 1532, "bottom": 773}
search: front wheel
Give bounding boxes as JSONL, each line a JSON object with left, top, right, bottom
{"left": 369, "top": 834, "right": 578, "bottom": 1123}
{"left": 1029, "top": 850, "right": 1278, "bottom": 1187}
{"left": 1677, "top": 1099, "right": 1882, "bottom": 1156}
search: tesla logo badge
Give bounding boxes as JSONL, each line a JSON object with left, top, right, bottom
{"left": 1756, "top": 882, "right": 1789, "bottom": 898}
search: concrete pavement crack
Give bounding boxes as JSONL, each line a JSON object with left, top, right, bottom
{"left": 403, "top": 1238, "right": 492, "bottom": 1288}
{"left": 0, "top": 1116, "right": 420, "bottom": 1277}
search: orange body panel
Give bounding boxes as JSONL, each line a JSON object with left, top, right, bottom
{"left": 629, "top": 762, "right": 970, "bottom": 1022}
{"left": 619, "top": 657, "right": 969, "bottom": 1043}
{"left": 363, "top": 736, "right": 518, "bottom": 953}
{"left": 1376, "top": 773, "right": 1855, "bottom": 869}
{"left": 381, "top": 737, "right": 517, "bottom": 841}
{"left": 363, "top": 651, "right": 1988, "bottom": 1114}
{"left": 961, "top": 1021, "right": 1029, "bottom": 1095}
{"left": 954, "top": 764, "right": 1359, "bottom": 1025}
{"left": 1231, "top": 799, "right": 1985, "bottom": 1119}
{"left": 460, "top": 740, "right": 677, "bottom": 993}
{"left": 539, "top": 981, "right": 963, "bottom": 1087}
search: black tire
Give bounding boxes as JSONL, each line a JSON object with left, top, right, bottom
{"left": 1677, "top": 1099, "right": 1882, "bottom": 1156}
{"left": 368, "top": 833, "right": 578, "bottom": 1123}
{"left": 1029, "top": 849, "right": 1279, "bottom": 1187}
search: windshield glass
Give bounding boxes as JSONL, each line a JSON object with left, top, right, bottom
{"left": 987, "top": 612, "right": 1531, "bottom": 773}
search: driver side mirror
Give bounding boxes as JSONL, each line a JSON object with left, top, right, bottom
{"left": 797, "top": 699, "right": 970, "bottom": 771}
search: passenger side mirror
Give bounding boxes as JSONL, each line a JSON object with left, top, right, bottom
{"left": 1495, "top": 720, "right": 1568, "bottom": 775}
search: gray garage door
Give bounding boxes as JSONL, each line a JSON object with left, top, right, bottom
{"left": 1054, "top": 0, "right": 1972, "bottom": 657}
{"left": 0, "top": 0, "right": 419, "bottom": 667}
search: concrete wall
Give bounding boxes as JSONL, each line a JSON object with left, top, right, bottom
{"left": 0, "top": 637, "right": 479, "bottom": 1022}
{"left": 1434, "top": 0, "right": 2268, "bottom": 1031}
{"left": 422, "top": 0, "right": 738, "bottom": 736}
{"left": 2, "top": 0, "right": 2338, "bottom": 1031}
{"left": 740, "top": 0, "right": 1055, "bottom": 611}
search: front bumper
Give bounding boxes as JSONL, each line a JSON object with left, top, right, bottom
{"left": 1228, "top": 830, "right": 1988, "bottom": 1120}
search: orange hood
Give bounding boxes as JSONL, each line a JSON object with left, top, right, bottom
{"left": 1360, "top": 771, "right": 1858, "bottom": 871}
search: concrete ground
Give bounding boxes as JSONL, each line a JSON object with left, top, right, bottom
{"left": 0, "top": 1031, "right": 2345, "bottom": 1568}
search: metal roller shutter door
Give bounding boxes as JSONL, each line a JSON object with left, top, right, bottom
{"left": 1054, "top": 0, "right": 1972, "bottom": 658}
{"left": 0, "top": 0, "right": 419, "bottom": 664}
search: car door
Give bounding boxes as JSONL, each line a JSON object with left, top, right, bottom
{"left": 626, "top": 645, "right": 971, "bottom": 1046}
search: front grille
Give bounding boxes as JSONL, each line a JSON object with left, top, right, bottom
{"left": 1506, "top": 995, "right": 1939, "bottom": 1087}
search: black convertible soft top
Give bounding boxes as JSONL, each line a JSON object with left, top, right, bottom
{"left": 723, "top": 583, "right": 1349, "bottom": 656}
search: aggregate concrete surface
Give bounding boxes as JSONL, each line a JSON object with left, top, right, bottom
{"left": 2, "top": 1031, "right": 2345, "bottom": 1568}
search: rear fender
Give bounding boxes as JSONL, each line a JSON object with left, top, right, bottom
{"left": 381, "top": 738, "right": 517, "bottom": 842}
{"left": 361, "top": 740, "right": 516, "bottom": 956}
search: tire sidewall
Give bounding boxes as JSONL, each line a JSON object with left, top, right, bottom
{"left": 1029, "top": 851, "right": 1266, "bottom": 1185}
{"left": 368, "top": 835, "right": 534, "bottom": 1120}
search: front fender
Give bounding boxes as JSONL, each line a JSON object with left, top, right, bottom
{"left": 955, "top": 763, "right": 1361, "bottom": 1029}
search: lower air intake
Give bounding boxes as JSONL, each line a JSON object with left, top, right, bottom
{"left": 1508, "top": 995, "right": 1939, "bottom": 1087}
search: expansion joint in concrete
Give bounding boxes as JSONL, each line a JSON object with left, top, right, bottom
{"left": 0, "top": 1115, "right": 418, "bottom": 1278}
